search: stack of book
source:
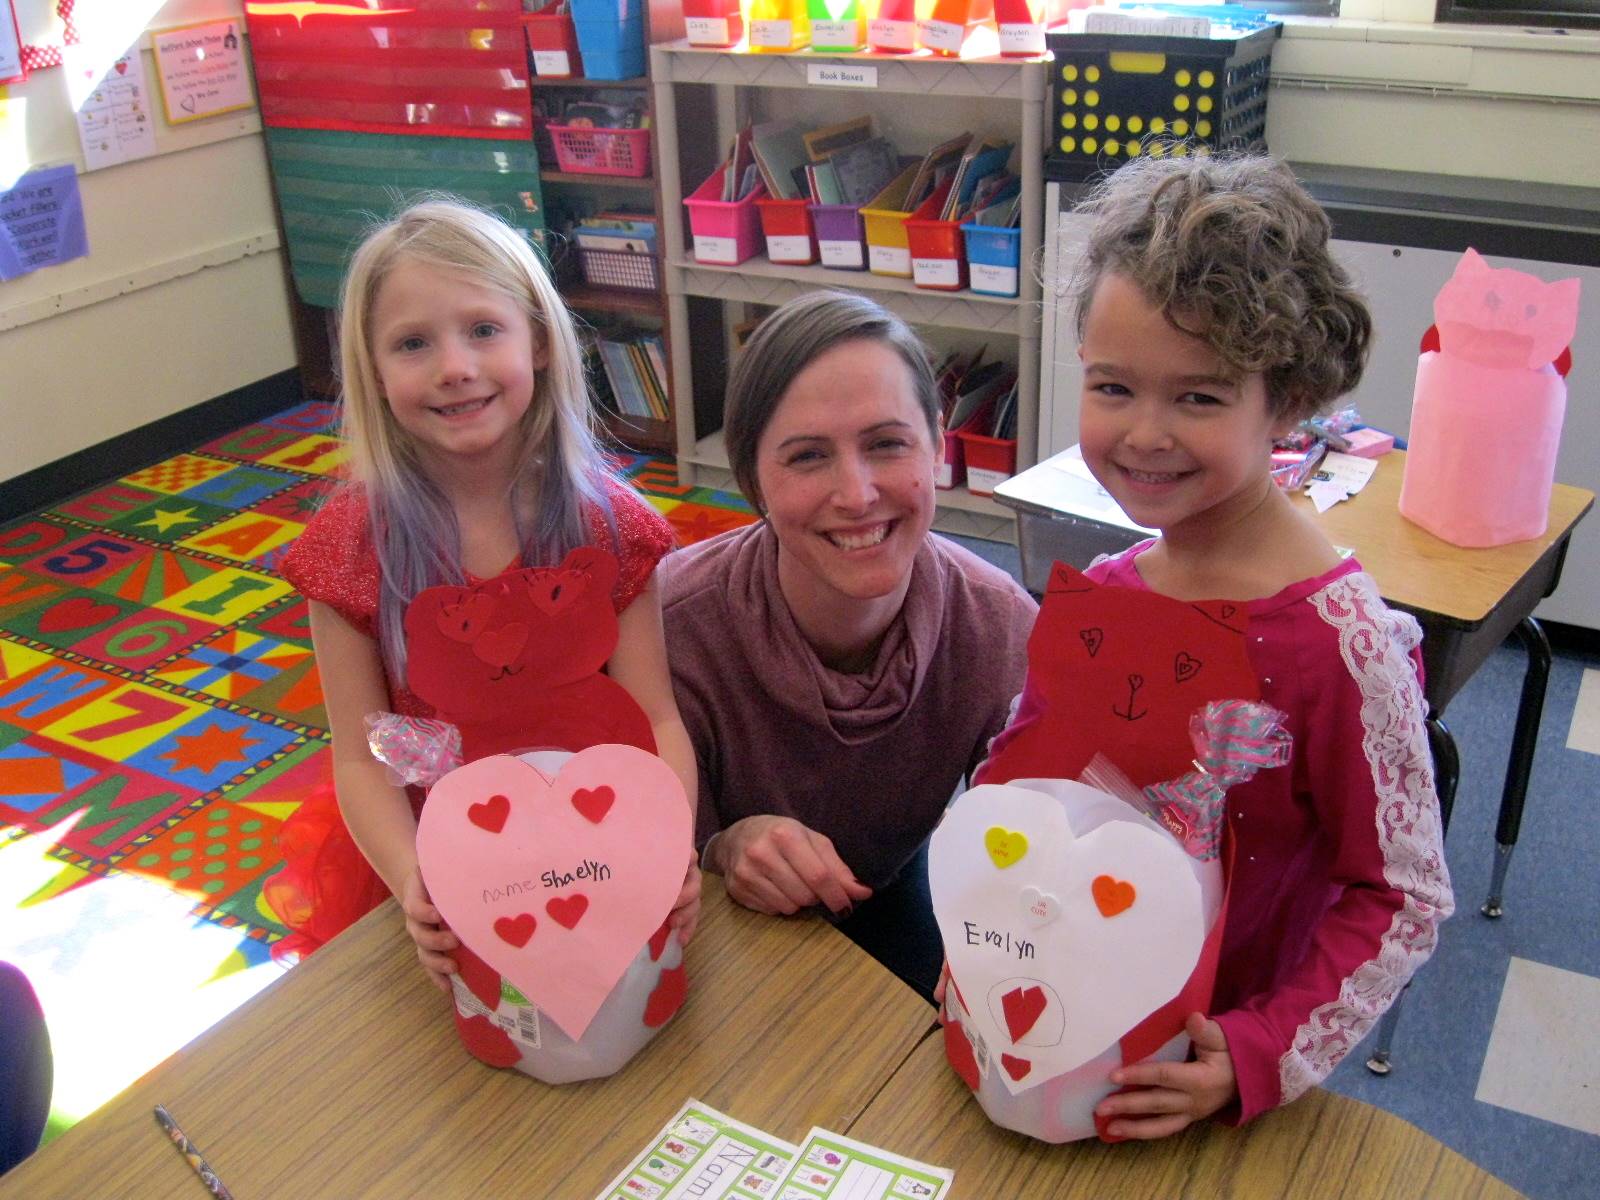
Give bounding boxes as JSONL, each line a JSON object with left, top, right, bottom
{"left": 573, "top": 212, "right": 658, "bottom": 292}
{"left": 588, "top": 332, "right": 670, "bottom": 423}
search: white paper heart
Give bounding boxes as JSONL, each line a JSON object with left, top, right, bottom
{"left": 931, "top": 782, "right": 1205, "bottom": 1093}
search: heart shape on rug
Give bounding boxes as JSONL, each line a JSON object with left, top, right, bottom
{"left": 416, "top": 747, "right": 691, "bottom": 1040}
{"left": 931, "top": 781, "right": 1204, "bottom": 1092}
{"left": 38, "top": 595, "right": 118, "bottom": 633}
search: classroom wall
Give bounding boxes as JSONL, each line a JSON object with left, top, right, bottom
{"left": 0, "top": 0, "right": 294, "bottom": 487}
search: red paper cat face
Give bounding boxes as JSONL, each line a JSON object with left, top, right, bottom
{"left": 404, "top": 546, "right": 621, "bottom": 718}
{"left": 988, "top": 561, "right": 1258, "bottom": 788}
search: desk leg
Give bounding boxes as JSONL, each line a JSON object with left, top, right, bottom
{"left": 1483, "top": 617, "right": 1552, "bottom": 919}
{"left": 1366, "top": 714, "right": 1457, "bottom": 1077}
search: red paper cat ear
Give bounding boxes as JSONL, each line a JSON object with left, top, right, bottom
{"left": 1188, "top": 599, "right": 1247, "bottom": 634}
{"left": 1046, "top": 561, "right": 1096, "bottom": 595}
{"left": 1554, "top": 345, "right": 1573, "bottom": 378}
{"left": 1420, "top": 325, "right": 1441, "bottom": 355}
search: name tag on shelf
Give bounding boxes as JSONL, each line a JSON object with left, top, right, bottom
{"left": 868, "top": 18, "right": 916, "bottom": 51}
{"left": 971, "top": 262, "right": 1019, "bottom": 296}
{"left": 694, "top": 235, "right": 739, "bottom": 264}
{"left": 820, "top": 240, "right": 864, "bottom": 268}
{"left": 918, "top": 19, "right": 964, "bottom": 55}
{"left": 685, "top": 17, "right": 731, "bottom": 45}
{"left": 913, "top": 257, "right": 961, "bottom": 288}
{"left": 749, "top": 19, "right": 794, "bottom": 48}
{"left": 870, "top": 244, "right": 911, "bottom": 276}
{"left": 811, "top": 19, "right": 863, "bottom": 49}
{"left": 533, "top": 50, "right": 572, "bottom": 77}
{"left": 999, "top": 23, "right": 1045, "bottom": 55}
{"left": 767, "top": 234, "right": 813, "bottom": 261}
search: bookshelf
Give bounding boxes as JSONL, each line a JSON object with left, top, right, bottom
{"left": 649, "top": 41, "right": 1047, "bottom": 541}
{"left": 536, "top": 72, "right": 676, "bottom": 454}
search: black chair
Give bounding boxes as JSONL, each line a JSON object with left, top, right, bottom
{"left": 0, "top": 961, "right": 52, "bottom": 1175}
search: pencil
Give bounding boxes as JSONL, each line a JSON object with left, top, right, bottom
{"left": 153, "top": 1104, "right": 235, "bottom": 1200}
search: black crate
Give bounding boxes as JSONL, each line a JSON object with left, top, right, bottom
{"left": 1045, "top": 25, "right": 1279, "bottom": 182}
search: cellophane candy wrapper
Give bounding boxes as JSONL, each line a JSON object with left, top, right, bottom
{"left": 935, "top": 700, "right": 1289, "bottom": 1143}
{"left": 365, "top": 711, "right": 463, "bottom": 788}
{"left": 416, "top": 748, "right": 691, "bottom": 1086}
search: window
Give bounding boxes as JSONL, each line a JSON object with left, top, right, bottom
{"left": 1434, "top": 0, "right": 1600, "bottom": 27}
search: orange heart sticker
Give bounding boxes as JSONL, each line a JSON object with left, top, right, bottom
{"left": 1092, "top": 874, "right": 1136, "bottom": 917}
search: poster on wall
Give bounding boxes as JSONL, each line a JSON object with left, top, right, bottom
{"left": 151, "top": 19, "right": 254, "bottom": 124}
{"left": 1, "top": 0, "right": 24, "bottom": 85}
{"left": 0, "top": 164, "right": 89, "bottom": 281}
{"left": 65, "top": 49, "right": 157, "bottom": 170}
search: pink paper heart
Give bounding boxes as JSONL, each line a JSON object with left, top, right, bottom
{"left": 416, "top": 748, "right": 691, "bottom": 1040}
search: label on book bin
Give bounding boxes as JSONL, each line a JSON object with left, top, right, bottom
{"left": 767, "top": 234, "right": 813, "bottom": 262}
{"left": 914, "top": 256, "right": 961, "bottom": 288}
{"left": 694, "top": 234, "right": 739, "bottom": 264}
{"left": 812, "top": 19, "right": 863, "bottom": 48}
{"left": 685, "top": 16, "right": 731, "bottom": 45}
{"left": 971, "top": 262, "right": 1019, "bottom": 296}
{"left": 967, "top": 466, "right": 1010, "bottom": 495}
{"left": 999, "top": 23, "right": 1046, "bottom": 55}
{"left": 821, "top": 239, "right": 865, "bottom": 269}
{"left": 532, "top": 50, "right": 572, "bottom": 77}
{"left": 870, "top": 244, "right": 911, "bottom": 276}
{"left": 918, "top": 19, "right": 964, "bottom": 54}
{"left": 750, "top": 19, "right": 794, "bottom": 47}
{"left": 869, "top": 18, "right": 916, "bottom": 51}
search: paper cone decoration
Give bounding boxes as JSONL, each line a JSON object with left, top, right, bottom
{"left": 919, "top": 0, "right": 994, "bottom": 56}
{"left": 749, "top": 0, "right": 811, "bottom": 51}
{"left": 809, "top": 0, "right": 867, "bottom": 50}
{"left": 869, "top": 0, "right": 919, "bottom": 51}
{"left": 1399, "top": 248, "right": 1581, "bottom": 547}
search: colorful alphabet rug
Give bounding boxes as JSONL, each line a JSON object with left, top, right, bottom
{"left": 0, "top": 400, "right": 756, "bottom": 1133}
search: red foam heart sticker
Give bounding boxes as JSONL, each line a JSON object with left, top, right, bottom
{"left": 468, "top": 794, "right": 509, "bottom": 834}
{"left": 1000, "top": 984, "right": 1048, "bottom": 1043}
{"left": 572, "top": 786, "right": 615, "bottom": 824}
{"left": 1093, "top": 875, "right": 1137, "bottom": 917}
{"left": 546, "top": 894, "right": 589, "bottom": 929}
{"left": 648, "top": 919, "right": 672, "bottom": 963}
{"left": 643, "top": 963, "right": 687, "bottom": 1028}
{"left": 38, "top": 596, "right": 118, "bottom": 633}
{"left": 455, "top": 1011, "right": 521, "bottom": 1069}
{"left": 943, "top": 1019, "right": 981, "bottom": 1091}
{"left": 1000, "top": 1053, "right": 1032, "bottom": 1081}
{"left": 494, "top": 913, "right": 536, "bottom": 947}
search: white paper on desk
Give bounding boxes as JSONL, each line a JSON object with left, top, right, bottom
{"left": 1043, "top": 446, "right": 1158, "bottom": 533}
{"left": 594, "top": 1099, "right": 797, "bottom": 1200}
{"left": 776, "top": 1128, "right": 953, "bottom": 1199}
{"left": 1307, "top": 480, "right": 1349, "bottom": 514}
{"left": 1306, "top": 451, "right": 1378, "bottom": 496}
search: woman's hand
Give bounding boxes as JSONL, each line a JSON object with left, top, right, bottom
{"left": 711, "top": 815, "right": 873, "bottom": 916}
{"left": 1095, "top": 1013, "right": 1237, "bottom": 1139}
{"left": 669, "top": 849, "right": 702, "bottom": 946}
{"left": 401, "top": 866, "right": 460, "bottom": 993}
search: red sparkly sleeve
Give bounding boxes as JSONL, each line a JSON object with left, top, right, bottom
{"left": 279, "top": 487, "right": 383, "bottom": 638}
{"left": 589, "top": 476, "right": 675, "bottom": 614}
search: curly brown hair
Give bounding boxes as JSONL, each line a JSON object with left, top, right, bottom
{"left": 1070, "top": 153, "right": 1372, "bottom": 424}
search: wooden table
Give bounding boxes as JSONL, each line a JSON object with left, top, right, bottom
{"left": 3, "top": 879, "right": 1524, "bottom": 1200}
{"left": 849, "top": 1034, "right": 1523, "bottom": 1200}
{"left": 0, "top": 877, "right": 934, "bottom": 1199}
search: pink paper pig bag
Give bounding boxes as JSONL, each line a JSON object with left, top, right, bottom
{"left": 1399, "top": 248, "right": 1580, "bottom": 547}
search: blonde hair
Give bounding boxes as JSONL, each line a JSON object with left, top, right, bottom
{"left": 336, "top": 195, "right": 613, "bottom": 679}
{"left": 1071, "top": 154, "right": 1371, "bottom": 424}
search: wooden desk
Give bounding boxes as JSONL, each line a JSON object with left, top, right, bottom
{"left": 849, "top": 1034, "right": 1523, "bottom": 1200}
{"left": 0, "top": 877, "right": 934, "bottom": 1199}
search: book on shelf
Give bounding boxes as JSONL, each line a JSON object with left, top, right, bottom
{"left": 591, "top": 332, "right": 669, "bottom": 422}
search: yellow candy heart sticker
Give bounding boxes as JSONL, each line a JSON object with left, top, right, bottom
{"left": 984, "top": 826, "right": 1028, "bottom": 869}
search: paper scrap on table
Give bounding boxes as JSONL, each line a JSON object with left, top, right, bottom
{"left": 775, "top": 1128, "right": 953, "bottom": 1199}
{"left": 1307, "top": 450, "right": 1378, "bottom": 496}
{"left": 594, "top": 1099, "right": 796, "bottom": 1200}
{"left": 1307, "top": 480, "right": 1348, "bottom": 514}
